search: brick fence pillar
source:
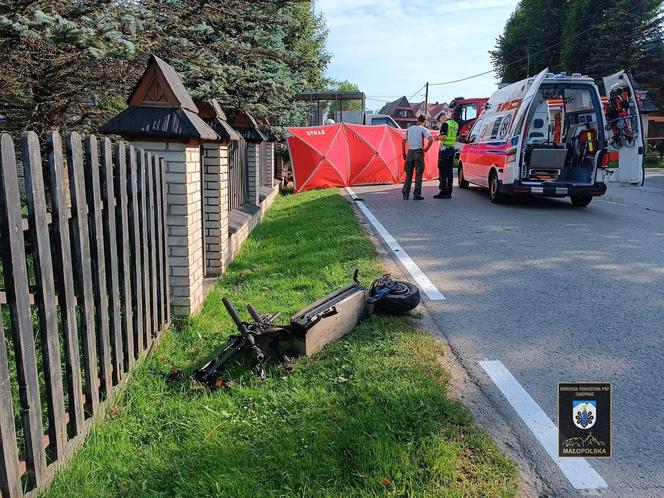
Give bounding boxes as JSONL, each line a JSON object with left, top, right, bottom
{"left": 264, "top": 143, "right": 275, "bottom": 187}
{"left": 247, "top": 143, "right": 260, "bottom": 205}
{"left": 274, "top": 144, "right": 284, "bottom": 180}
{"left": 202, "top": 143, "right": 230, "bottom": 276}
{"left": 130, "top": 140, "right": 204, "bottom": 316}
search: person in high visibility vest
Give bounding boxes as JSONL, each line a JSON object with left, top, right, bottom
{"left": 434, "top": 111, "right": 458, "bottom": 199}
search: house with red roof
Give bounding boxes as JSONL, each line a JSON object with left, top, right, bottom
{"left": 410, "top": 101, "right": 451, "bottom": 129}
{"left": 378, "top": 96, "right": 417, "bottom": 128}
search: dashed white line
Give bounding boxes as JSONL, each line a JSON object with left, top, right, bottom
{"left": 345, "top": 187, "right": 446, "bottom": 301}
{"left": 598, "top": 197, "right": 664, "bottom": 214}
{"left": 597, "top": 199, "right": 631, "bottom": 207}
{"left": 480, "top": 360, "right": 608, "bottom": 491}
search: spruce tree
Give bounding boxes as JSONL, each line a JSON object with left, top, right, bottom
{"left": 0, "top": 0, "right": 147, "bottom": 136}
{"left": 0, "top": 1, "right": 330, "bottom": 136}
{"left": 126, "top": 0, "right": 330, "bottom": 128}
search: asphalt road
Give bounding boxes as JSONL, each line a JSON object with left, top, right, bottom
{"left": 349, "top": 169, "right": 664, "bottom": 497}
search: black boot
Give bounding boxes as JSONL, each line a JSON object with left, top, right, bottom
{"left": 413, "top": 194, "right": 424, "bottom": 200}
{"left": 402, "top": 192, "right": 409, "bottom": 200}
{"left": 433, "top": 191, "right": 446, "bottom": 199}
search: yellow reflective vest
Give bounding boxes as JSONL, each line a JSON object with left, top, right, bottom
{"left": 443, "top": 119, "right": 458, "bottom": 147}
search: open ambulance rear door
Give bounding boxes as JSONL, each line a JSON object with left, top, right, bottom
{"left": 508, "top": 68, "right": 550, "bottom": 175}
{"left": 602, "top": 70, "right": 645, "bottom": 185}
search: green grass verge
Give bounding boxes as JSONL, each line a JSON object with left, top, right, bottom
{"left": 44, "top": 189, "right": 517, "bottom": 497}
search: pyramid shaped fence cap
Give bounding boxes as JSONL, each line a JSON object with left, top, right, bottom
{"left": 195, "top": 99, "right": 241, "bottom": 141}
{"left": 101, "top": 54, "right": 218, "bottom": 141}
{"left": 127, "top": 55, "right": 199, "bottom": 113}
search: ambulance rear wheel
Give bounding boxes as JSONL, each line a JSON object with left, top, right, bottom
{"left": 489, "top": 172, "right": 504, "bottom": 204}
{"left": 571, "top": 195, "right": 593, "bottom": 207}
{"left": 458, "top": 163, "right": 469, "bottom": 189}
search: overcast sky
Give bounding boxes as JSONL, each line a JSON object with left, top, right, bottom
{"left": 315, "top": 0, "right": 519, "bottom": 111}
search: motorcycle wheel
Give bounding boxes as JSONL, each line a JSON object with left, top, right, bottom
{"left": 375, "top": 281, "right": 421, "bottom": 314}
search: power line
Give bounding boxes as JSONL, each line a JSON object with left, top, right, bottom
{"left": 369, "top": 17, "right": 629, "bottom": 106}
{"left": 366, "top": 84, "right": 426, "bottom": 104}
{"left": 428, "top": 22, "right": 606, "bottom": 87}
{"left": 429, "top": 69, "right": 495, "bottom": 87}
{"left": 408, "top": 83, "right": 427, "bottom": 100}
{"left": 368, "top": 22, "right": 610, "bottom": 105}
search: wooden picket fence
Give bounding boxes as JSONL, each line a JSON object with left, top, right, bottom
{"left": 0, "top": 131, "right": 170, "bottom": 497}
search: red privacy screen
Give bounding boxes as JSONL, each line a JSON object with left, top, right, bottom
{"left": 287, "top": 124, "right": 440, "bottom": 192}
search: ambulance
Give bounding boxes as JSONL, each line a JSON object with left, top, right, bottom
{"left": 457, "top": 68, "right": 644, "bottom": 206}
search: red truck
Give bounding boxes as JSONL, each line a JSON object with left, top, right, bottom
{"left": 449, "top": 96, "right": 489, "bottom": 145}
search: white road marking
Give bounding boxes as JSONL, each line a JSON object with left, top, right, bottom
{"left": 597, "top": 199, "right": 631, "bottom": 207}
{"left": 345, "top": 187, "right": 446, "bottom": 301}
{"left": 479, "top": 360, "right": 608, "bottom": 490}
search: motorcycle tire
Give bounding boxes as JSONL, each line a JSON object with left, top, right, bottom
{"left": 375, "top": 281, "right": 421, "bottom": 314}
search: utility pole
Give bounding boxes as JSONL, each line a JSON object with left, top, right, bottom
{"left": 423, "top": 82, "right": 429, "bottom": 126}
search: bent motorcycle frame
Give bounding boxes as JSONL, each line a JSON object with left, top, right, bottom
{"left": 193, "top": 273, "right": 372, "bottom": 388}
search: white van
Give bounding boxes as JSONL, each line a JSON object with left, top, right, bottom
{"left": 458, "top": 68, "right": 645, "bottom": 206}
{"left": 363, "top": 113, "right": 401, "bottom": 128}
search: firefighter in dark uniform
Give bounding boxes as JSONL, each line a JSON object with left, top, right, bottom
{"left": 433, "top": 111, "right": 458, "bottom": 199}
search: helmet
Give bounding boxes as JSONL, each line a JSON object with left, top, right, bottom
{"left": 435, "top": 110, "right": 450, "bottom": 121}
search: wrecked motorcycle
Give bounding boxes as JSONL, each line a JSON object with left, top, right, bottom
{"left": 187, "top": 272, "right": 420, "bottom": 389}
